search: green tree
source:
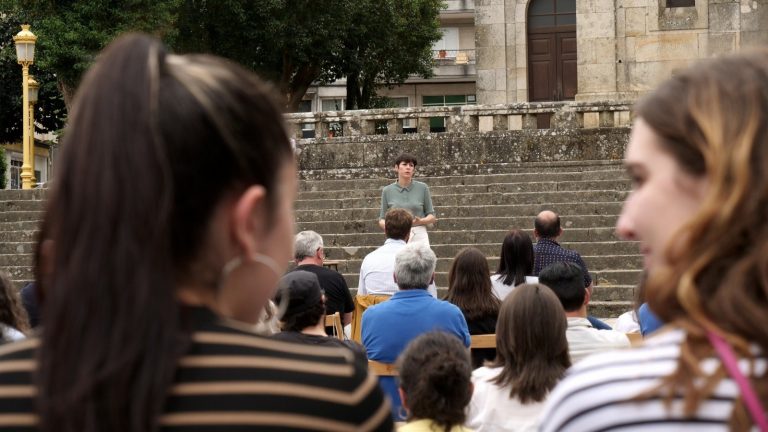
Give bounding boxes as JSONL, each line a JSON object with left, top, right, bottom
{"left": 18, "top": 0, "right": 180, "bottom": 108}
{"left": 0, "top": 9, "right": 67, "bottom": 143}
{"left": 335, "top": 0, "right": 443, "bottom": 110}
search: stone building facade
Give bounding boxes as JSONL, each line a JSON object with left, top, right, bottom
{"left": 476, "top": 0, "right": 768, "bottom": 104}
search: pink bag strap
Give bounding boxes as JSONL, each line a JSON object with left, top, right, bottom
{"left": 707, "top": 331, "right": 768, "bottom": 431}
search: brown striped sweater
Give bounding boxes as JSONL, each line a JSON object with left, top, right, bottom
{"left": 0, "top": 307, "right": 393, "bottom": 431}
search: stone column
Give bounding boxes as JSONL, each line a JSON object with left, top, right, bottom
{"left": 475, "top": 0, "right": 509, "bottom": 104}
{"left": 574, "top": 0, "right": 618, "bottom": 101}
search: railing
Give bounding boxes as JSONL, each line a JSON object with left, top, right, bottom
{"left": 443, "top": 0, "right": 475, "bottom": 11}
{"left": 433, "top": 49, "right": 476, "bottom": 65}
{"left": 284, "top": 101, "right": 633, "bottom": 140}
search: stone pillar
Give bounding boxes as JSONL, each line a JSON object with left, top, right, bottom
{"left": 417, "top": 117, "right": 431, "bottom": 134}
{"left": 574, "top": 0, "right": 618, "bottom": 101}
{"left": 387, "top": 118, "right": 404, "bottom": 135}
{"left": 493, "top": 114, "right": 509, "bottom": 130}
{"left": 315, "top": 121, "right": 329, "bottom": 139}
{"left": 475, "top": 0, "right": 508, "bottom": 104}
{"left": 522, "top": 114, "right": 538, "bottom": 130}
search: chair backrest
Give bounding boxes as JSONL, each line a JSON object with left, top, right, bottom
{"left": 368, "top": 360, "right": 398, "bottom": 376}
{"left": 325, "top": 312, "right": 344, "bottom": 340}
{"left": 470, "top": 334, "right": 496, "bottom": 349}
{"left": 626, "top": 332, "right": 643, "bottom": 346}
{"left": 455, "top": 51, "right": 469, "bottom": 65}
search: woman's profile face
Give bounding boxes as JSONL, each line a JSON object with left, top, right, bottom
{"left": 615, "top": 119, "right": 708, "bottom": 273}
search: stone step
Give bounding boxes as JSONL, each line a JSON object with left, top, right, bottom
{"left": 0, "top": 189, "right": 48, "bottom": 201}
{"left": 298, "top": 215, "right": 621, "bottom": 234}
{"left": 323, "top": 254, "right": 641, "bottom": 274}
{"left": 0, "top": 211, "right": 44, "bottom": 223}
{"left": 0, "top": 254, "right": 33, "bottom": 267}
{"left": 322, "top": 241, "right": 639, "bottom": 260}
{"left": 0, "top": 201, "right": 46, "bottom": 212}
{"left": 296, "top": 202, "right": 624, "bottom": 222}
{"left": 0, "top": 242, "right": 35, "bottom": 255}
{"left": 0, "top": 230, "right": 39, "bottom": 243}
{"left": 2, "top": 266, "right": 33, "bottom": 281}
{"left": 294, "top": 190, "right": 629, "bottom": 210}
{"left": 320, "top": 227, "right": 622, "bottom": 248}
{"left": 300, "top": 160, "right": 625, "bottom": 181}
{"left": 587, "top": 301, "right": 634, "bottom": 319}
{"left": 299, "top": 179, "right": 630, "bottom": 200}
{"left": 341, "top": 268, "right": 642, "bottom": 289}
{"left": 0, "top": 221, "right": 43, "bottom": 232}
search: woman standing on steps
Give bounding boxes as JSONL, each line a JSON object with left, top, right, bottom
{"left": 378, "top": 153, "right": 436, "bottom": 246}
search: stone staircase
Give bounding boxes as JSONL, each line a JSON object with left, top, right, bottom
{"left": 0, "top": 160, "right": 642, "bottom": 319}
{"left": 296, "top": 160, "right": 641, "bottom": 318}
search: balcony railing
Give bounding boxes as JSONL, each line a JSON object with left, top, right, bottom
{"left": 285, "top": 101, "right": 633, "bottom": 139}
{"left": 433, "top": 49, "right": 476, "bottom": 65}
{"left": 443, "top": 0, "right": 475, "bottom": 11}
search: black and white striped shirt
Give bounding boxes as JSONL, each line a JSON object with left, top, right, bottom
{"left": 539, "top": 328, "right": 767, "bottom": 431}
{"left": 0, "top": 307, "right": 393, "bottom": 431}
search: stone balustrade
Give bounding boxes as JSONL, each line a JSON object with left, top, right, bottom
{"left": 284, "top": 101, "right": 633, "bottom": 140}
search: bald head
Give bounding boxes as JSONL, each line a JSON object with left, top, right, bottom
{"left": 534, "top": 210, "right": 562, "bottom": 239}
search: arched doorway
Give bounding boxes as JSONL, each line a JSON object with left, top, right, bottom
{"left": 527, "top": 0, "right": 577, "bottom": 107}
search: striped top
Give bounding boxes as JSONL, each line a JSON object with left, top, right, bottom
{"left": 0, "top": 307, "right": 393, "bottom": 431}
{"left": 539, "top": 328, "right": 767, "bottom": 431}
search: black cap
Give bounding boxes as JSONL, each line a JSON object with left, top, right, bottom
{"left": 274, "top": 270, "right": 323, "bottom": 320}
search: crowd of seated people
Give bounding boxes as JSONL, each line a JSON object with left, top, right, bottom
{"left": 2, "top": 33, "right": 766, "bottom": 432}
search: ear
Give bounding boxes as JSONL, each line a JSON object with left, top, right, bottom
{"left": 533, "top": 229, "right": 540, "bottom": 238}
{"left": 397, "top": 387, "right": 408, "bottom": 411}
{"left": 393, "top": 272, "right": 398, "bottom": 284}
{"left": 468, "top": 381, "right": 474, "bottom": 398}
{"left": 558, "top": 227, "right": 564, "bottom": 236}
{"left": 230, "top": 185, "right": 268, "bottom": 258}
{"left": 429, "top": 272, "right": 435, "bottom": 285}
{"left": 404, "top": 232, "right": 411, "bottom": 242}
{"left": 583, "top": 286, "right": 591, "bottom": 306}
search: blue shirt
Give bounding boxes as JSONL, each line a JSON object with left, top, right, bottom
{"left": 362, "top": 289, "right": 470, "bottom": 419}
{"left": 534, "top": 238, "right": 593, "bottom": 288}
{"left": 638, "top": 303, "right": 664, "bottom": 336}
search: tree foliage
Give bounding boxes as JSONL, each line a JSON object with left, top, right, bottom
{"left": 0, "top": 8, "right": 67, "bottom": 143}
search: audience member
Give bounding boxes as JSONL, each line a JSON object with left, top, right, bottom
{"left": 363, "top": 242, "right": 470, "bottom": 420}
{"left": 467, "top": 283, "right": 570, "bottom": 431}
{"left": 272, "top": 271, "right": 367, "bottom": 369}
{"left": 533, "top": 211, "right": 612, "bottom": 330}
{"left": 542, "top": 49, "right": 768, "bottom": 431}
{"left": 0, "top": 271, "right": 27, "bottom": 343}
{"left": 291, "top": 230, "right": 354, "bottom": 329}
{"left": 378, "top": 153, "right": 436, "bottom": 246}
{"left": 19, "top": 282, "right": 39, "bottom": 329}
{"left": 396, "top": 332, "right": 474, "bottom": 432}
{"left": 354, "top": 208, "right": 436, "bottom": 341}
{"left": 538, "top": 262, "right": 629, "bottom": 364}
{"left": 445, "top": 247, "right": 500, "bottom": 368}
{"left": 491, "top": 229, "right": 538, "bottom": 300}
{"left": 0, "top": 34, "right": 392, "bottom": 431}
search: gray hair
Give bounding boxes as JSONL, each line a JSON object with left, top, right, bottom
{"left": 394, "top": 243, "right": 437, "bottom": 290}
{"left": 294, "top": 231, "right": 323, "bottom": 260}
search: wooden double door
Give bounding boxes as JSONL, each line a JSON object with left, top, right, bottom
{"left": 528, "top": 28, "right": 577, "bottom": 103}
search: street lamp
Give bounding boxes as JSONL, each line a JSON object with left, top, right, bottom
{"left": 13, "top": 25, "right": 36, "bottom": 189}
{"left": 27, "top": 76, "right": 39, "bottom": 186}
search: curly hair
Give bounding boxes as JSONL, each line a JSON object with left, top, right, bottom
{"left": 0, "top": 271, "right": 29, "bottom": 340}
{"left": 635, "top": 48, "right": 768, "bottom": 429}
{"left": 397, "top": 332, "right": 472, "bottom": 432}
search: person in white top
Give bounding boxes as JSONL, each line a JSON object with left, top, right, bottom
{"left": 540, "top": 50, "right": 768, "bottom": 431}
{"left": 359, "top": 208, "right": 437, "bottom": 297}
{"left": 538, "top": 262, "right": 629, "bottom": 364}
{"left": 490, "top": 229, "right": 538, "bottom": 300}
{"left": 0, "top": 271, "right": 28, "bottom": 344}
{"left": 467, "top": 283, "right": 570, "bottom": 432}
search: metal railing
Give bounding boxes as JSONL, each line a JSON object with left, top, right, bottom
{"left": 433, "top": 49, "right": 476, "bottom": 65}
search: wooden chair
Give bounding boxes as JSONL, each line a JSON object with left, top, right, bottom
{"left": 470, "top": 334, "right": 496, "bottom": 349}
{"left": 368, "top": 360, "right": 398, "bottom": 376}
{"left": 325, "top": 312, "right": 344, "bottom": 340}
{"left": 322, "top": 260, "right": 341, "bottom": 272}
{"left": 626, "top": 332, "right": 643, "bottom": 346}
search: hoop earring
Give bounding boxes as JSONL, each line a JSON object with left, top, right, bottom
{"left": 398, "top": 406, "right": 409, "bottom": 421}
{"left": 221, "top": 253, "right": 283, "bottom": 281}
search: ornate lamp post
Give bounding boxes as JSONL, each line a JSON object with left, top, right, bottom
{"left": 13, "top": 25, "right": 37, "bottom": 189}
{"left": 27, "top": 76, "right": 39, "bottom": 186}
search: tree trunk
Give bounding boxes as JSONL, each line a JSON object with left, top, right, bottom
{"left": 345, "top": 72, "right": 359, "bottom": 110}
{"left": 58, "top": 79, "right": 76, "bottom": 114}
{"left": 285, "top": 64, "right": 321, "bottom": 112}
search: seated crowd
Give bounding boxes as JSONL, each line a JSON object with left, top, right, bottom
{"left": 0, "top": 35, "right": 765, "bottom": 432}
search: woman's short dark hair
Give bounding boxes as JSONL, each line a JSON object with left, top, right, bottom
{"left": 446, "top": 247, "right": 500, "bottom": 321}
{"left": 394, "top": 153, "right": 418, "bottom": 166}
{"left": 36, "top": 34, "right": 293, "bottom": 432}
{"left": 491, "top": 283, "right": 570, "bottom": 403}
{"left": 397, "top": 332, "right": 472, "bottom": 431}
{"left": 496, "top": 229, "right": 535, "bottom": 286}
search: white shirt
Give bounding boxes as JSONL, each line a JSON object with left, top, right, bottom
{"left": 466, "top": 366, "right": 546, "bottom": 432}
{"left": 490, "top": 274, "right": 539, "bottom": 300}
{"left": 566, "top": 317, "right": 630, "bottom": 364}
{"left": 540, "top": 328, "right": 768, "bottom": 431}
{"left": 358, "top": 239, "right": 437, "bottom": 297}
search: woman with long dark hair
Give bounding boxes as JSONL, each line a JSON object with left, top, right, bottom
{"left": 0, "top": 33, "right": 391, "bottom": 432}
{"left": 490, "top": 229, "right": 537, "bottom": 300}
{"left": 445, "top": 247, "right": 500, "bottom": 368}
{"left": 541, "top": 49, "right": 768, "bottom": 431}
{"left": 0, "top": 271, "right": 28, "bottom": 343}
{"left": 466, "top": 283, "right": 570, "bottom": 431}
